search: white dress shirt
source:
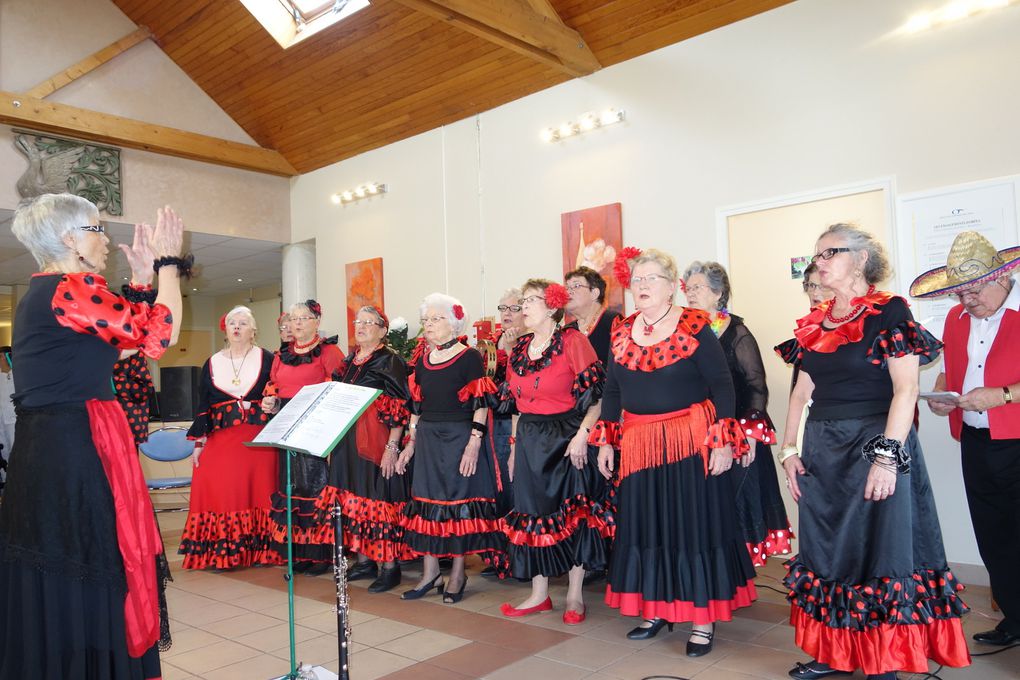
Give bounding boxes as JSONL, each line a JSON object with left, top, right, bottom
{"left": 961, "top": 275, "right": 1020, "bottom": 428}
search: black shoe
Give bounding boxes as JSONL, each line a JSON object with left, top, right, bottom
{"left": 347, "top": 560, "right": 378, "bottom": 581}
{"left": 789, "top": 661, "right": 853, "bottom": 679}
{"left": 626, "top": 618, "right": 674, "bottom": 640}
{"left": 443, "top": 577, "right": 467, "bottom": 604}
{"left": 367, "top": 565, "right": 402, "bottom": 593}
{"left": 480, "top": 565, "right": 498, "bottom": 579}
{"left": 304, "top": 562, "right": 330, "bottom": 576}
{"left": 290, "top": 561, "right": 311, "bottom": 574}
{"left": 685, "top": 625, "right": 714, "bottom": 658}
{"left": 401, "top": 573, "right": 443, "bottom": 600}
{"left": 865, "top": 674, "right": 898, "bottom": 680}
{"left": 973, "top": 628, "right": 1020, "bottom": 646}
{"left": 583, "top": 569, "right": 606, "bottom": 586}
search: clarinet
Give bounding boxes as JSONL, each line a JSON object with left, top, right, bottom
{"left": 333, "top": 500, "right": 351, "bottom": 680}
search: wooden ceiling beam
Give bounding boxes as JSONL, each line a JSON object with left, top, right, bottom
{"left": 25, "top": 26, "right": 153, "bottom": 99}
{"left": 388, "top": 0, "right": 601, "bottom": 77}
{"left": 0, "top": 91, "right": 297, "bottom": 177}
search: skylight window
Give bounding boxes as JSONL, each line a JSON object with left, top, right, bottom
{"left": 243, "top": 0, "right": 370, "bottom": 49}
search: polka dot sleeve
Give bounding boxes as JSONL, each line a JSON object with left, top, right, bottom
{"left": 52, "top": 273, "right": 173, "bottom": 359}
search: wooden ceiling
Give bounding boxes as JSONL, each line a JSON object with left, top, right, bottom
{"left": 110, "top": 0, "right": 792, "bottom": 174}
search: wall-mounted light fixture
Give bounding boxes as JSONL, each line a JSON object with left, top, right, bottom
{"left": 540, "top": 108, "right": 626, "bottom": 143}
{"left": 330, "top": 182, "right": 388, "bottom": 205}
{"left": 902, "top": 0, "right": 1012, "bottom": 33}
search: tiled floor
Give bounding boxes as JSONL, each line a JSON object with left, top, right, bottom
{"left": 157, "top": 527, "right": 1018, "bottom": 680}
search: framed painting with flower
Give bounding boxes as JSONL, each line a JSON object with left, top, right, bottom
{"left": 561, "top": 203, "right": 624, "bottom": 315}
{"left": 345, "top": 257, "right": 384, "bottom": 352}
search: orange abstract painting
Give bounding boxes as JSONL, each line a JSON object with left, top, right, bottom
{"left": 345, "top": 257, "right": 384, "bottom": 352}
{"left": 561, "top": 203, "right": 624, "bottom": 315}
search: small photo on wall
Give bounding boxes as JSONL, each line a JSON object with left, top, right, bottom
{"left": 790, "top": 256, "right": 811, "bottom": 280}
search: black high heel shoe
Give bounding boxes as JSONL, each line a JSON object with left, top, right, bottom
{"left": 443, "top": 577, "right": 467, "bottom": 604}
{"left": 626, "top": 618, "right": 674, "bottom": 640}
{"left": 685, "top": 625, "right": 714, "bottom": 657}
{"left": 400, "top": 573, "right": 443, "bottom": 600}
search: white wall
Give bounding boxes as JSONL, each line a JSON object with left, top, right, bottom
{"left": 0, "top": 0, "right": 291, "bottom": 241}
{"left": 292, "top": 0, "right": 1020, "bottom": 571}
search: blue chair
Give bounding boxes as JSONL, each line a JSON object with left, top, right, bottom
{"left": 139, "top": 426, "right": 194, "bottom": 513}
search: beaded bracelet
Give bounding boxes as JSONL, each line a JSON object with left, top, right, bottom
{"left": 384, "top": 441, "right": 401, "bottom": 453}
{"left": 153, "top": 253, "right": 195, "bottom": 279}
{"left": 861, "top": 434, "right": 910, "bottom": 474}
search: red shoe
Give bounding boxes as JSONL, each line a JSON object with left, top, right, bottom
{"left": 562, "top": 606, "right": 586, "bottom": 625}
{"left": 500, "top": 597, "right": 553, "bottom": 617}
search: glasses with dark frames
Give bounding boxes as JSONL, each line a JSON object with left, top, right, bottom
{"left": 810, "top": 247, "right": 851, "bottom": 264}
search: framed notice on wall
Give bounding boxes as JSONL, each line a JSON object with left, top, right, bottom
{"left": 895, "top": 176, "right": 1020, "bottom": 337}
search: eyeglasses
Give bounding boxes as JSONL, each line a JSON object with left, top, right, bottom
{"left": 353, "top": 319, "right": 383, "bottom": 326}
{"left": 955, "top": 280, "right": 996, "bottom": 300}
{"left": 519, "top": 295, "right": 545, "bottom": 305}
{"left": 497, "top": 304, "right": 522, "bottom": 313}
{"left": 810, "top": 247, "right": 851, "bottom": 264}
{"left": 420, "top": 316, "right": 447, "bottom": 325}
{"left": 278, "top": 325, "right": 291, "bottom": 331}
{"left": 685, "top": 283, "right": 710, "bottom": 294}
{"left": 78, "top": 224, "right": 105, "bottom": 233}
{"left": 803, "top": 282, "right": 826, "bottom": 292}
{"left": 290, "top": 315, "right": 316, "bottom": 323}
{"left": 631, "top": 274, "right": 670, "bottom": 285}
{"left": 566, "top": 283, "right": 591, "bottom": 292}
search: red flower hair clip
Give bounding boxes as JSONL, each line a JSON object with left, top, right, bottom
{"left": 544, "top": 283, "right": 569, "bottom": 309}
{"left": 679, "top": 279, "right": 687, "bottom": 294}
{"left": 613, "top": 246, "right": 643, "bottom": 287}
{"left": 452, "top": 304, "right": 465, "bottom": 320}
{"left": 305, "top": 299, "right": 322, "bottom": 318}
{"left": 219, "top": 314, "right": 227, "bottom": 332}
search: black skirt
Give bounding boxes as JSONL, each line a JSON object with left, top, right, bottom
{"left": 399, "top": 419, "right": 506, "bottom": 563}
{"left": 502, "top": 411, "right": 612, "bottom": 578}
{"left": 269, "top": 450, "right": 331, "bottom": 563}
{"left": 731, "top": 440, "right": 793, "bottom": 566}
{"left": 0, "top": 405, "right": 162, "bottom": 680}
{"left": 785, "top": 413, "right": 970, "bottom": 674}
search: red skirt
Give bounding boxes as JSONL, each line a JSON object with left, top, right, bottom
{"left": 179, "top": 424, "right": 282, "bottom": 569}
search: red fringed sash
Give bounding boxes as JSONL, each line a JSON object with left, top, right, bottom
{"left": 86, "top": 399, "right": 162, "bottom": 658}
{"left": 620, "top": 401, "right": 715, "bottom": 478}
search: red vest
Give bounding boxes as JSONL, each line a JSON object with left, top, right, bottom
{"left": 942, "top": 301, "right": 1020, "bottom": 441}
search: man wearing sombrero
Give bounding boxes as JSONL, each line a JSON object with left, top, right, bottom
{"left": 910, "top": 230, "right": 1020, "bottom": 647}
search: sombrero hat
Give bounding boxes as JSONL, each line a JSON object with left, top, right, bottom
{"left": 909, "top": 231, "right": 1020, "bottom": 299}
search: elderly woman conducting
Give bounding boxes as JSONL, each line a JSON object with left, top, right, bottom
{"left": 776, "top": 223, "right": 969, "bottom": 680}
{"left": 1, "top": 193, "right": 185, "bottom": 678}
{"left": 179, "top": 305, "right": 280, "bottom": 571}
{"left": 396, "top": 294, "right": 506, "bottom": 603}
{"left": 262, "top": 300, "right": 346, "bottom": 575}
{"left": 318, "top": 306, "right": 413, "bottom": 594}
{"left": 590, "top": 248, "right": 755, "bottom": 658}
{"left": 683, "top": 261, "right": 793, "bottom": 567}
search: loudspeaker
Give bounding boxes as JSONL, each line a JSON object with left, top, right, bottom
{"left": 159, "top": 366, "right": 202, "bottom": 421}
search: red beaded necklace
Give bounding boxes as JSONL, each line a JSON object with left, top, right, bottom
{"left": 825, "top": 285, "right": 875, "bottom": 325}
{"left": 293, "top": 335, "right": 320, "bottom": 350}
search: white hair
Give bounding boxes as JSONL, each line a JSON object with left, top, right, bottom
{"left": 12, "top": 193, "right": 99, "bottom": 268}
{"left": 499, "top": 287, "right": 522, "bottom": 303}
{"left": 419, "top": 292, "right": 468, "bottom": 334}
{"left": 225, "top": 305, "right": 257, "bottom": 331}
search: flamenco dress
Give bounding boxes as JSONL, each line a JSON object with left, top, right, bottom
{"left": 318, "top": 346, "right": 415, "bottom": 563}
{"left": 0, "top": 273, "right": 174, "bottom": 679}
{"left": 498, "top": 328, "right": 612, "bottom": 578}
{"left": 775, "top": 292, "right": 970, "bottom": 675}
{"left": 589, "top": 309, "right": 757, "bottom": 624}
{"left": 265, "top": 337, "right": 346, "bottom": 565}
{"left": 399, "top": 345, "right": 507, "bottom": 567}
{"left": 717, "top": 314, "right": 794, "bottom": 566}
{"left": 178, "top": 349, "right": 282, "bottom": 569}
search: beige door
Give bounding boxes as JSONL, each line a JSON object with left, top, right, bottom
{"left": 723, "top": 188, "right": 891, "bottom": 543}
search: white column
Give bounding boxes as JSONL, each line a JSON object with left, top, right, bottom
{"left": 281, "top": 242, "right": 316, "bottom": 310}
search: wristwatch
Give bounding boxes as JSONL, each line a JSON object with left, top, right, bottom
{"left": 1004, "top": 386, "right": 1014, "bottom": 404}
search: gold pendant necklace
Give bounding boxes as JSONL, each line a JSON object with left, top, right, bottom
{"left": 229, "top": 346, "right": 252, "bottom": 386}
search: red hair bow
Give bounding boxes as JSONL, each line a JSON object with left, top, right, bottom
{"left": 613, "top": 246, "right": 643, "bottom": 287}
{"left": 452, "top": 304, "right": 465, "bottom": 320}
{"left": 544, "top": 283, "right": 569, "bottom": 309}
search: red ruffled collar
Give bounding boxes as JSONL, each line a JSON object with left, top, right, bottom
{"left": 610, "top": 307, "right": 709, "bottom": 371}
{"left": 793, "top": 290, "right": 896, "bottom": 353}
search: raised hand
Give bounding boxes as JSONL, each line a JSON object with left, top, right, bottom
{"left": 118, "top": 223, "right": 155, "bottom": 286}
{"left": 150, "top": 206, "right": 184, "bottom": 260}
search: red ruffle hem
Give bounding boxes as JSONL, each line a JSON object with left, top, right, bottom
{"left": 179, "top": 509, "right": 283, "bottom": 570}
{"left": 401, "top": 513, "right": 503, "bottom": 538}
{"left": 606, "top": 580, "right": 757, "bottom": 626}
{"left": 790, "top": 608, "right": 971, "bottom": 674}
{"left": 86, "top": 399, "right": 163, "bottom": 657}
{"left": 317, "top": 486, "right": 415, "bottom": 562}
{"left": 502, "top": 493, "right": 614, "bottom": 548}
{"left": 747, "top": 528, "right": 794, "bottom": 567}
